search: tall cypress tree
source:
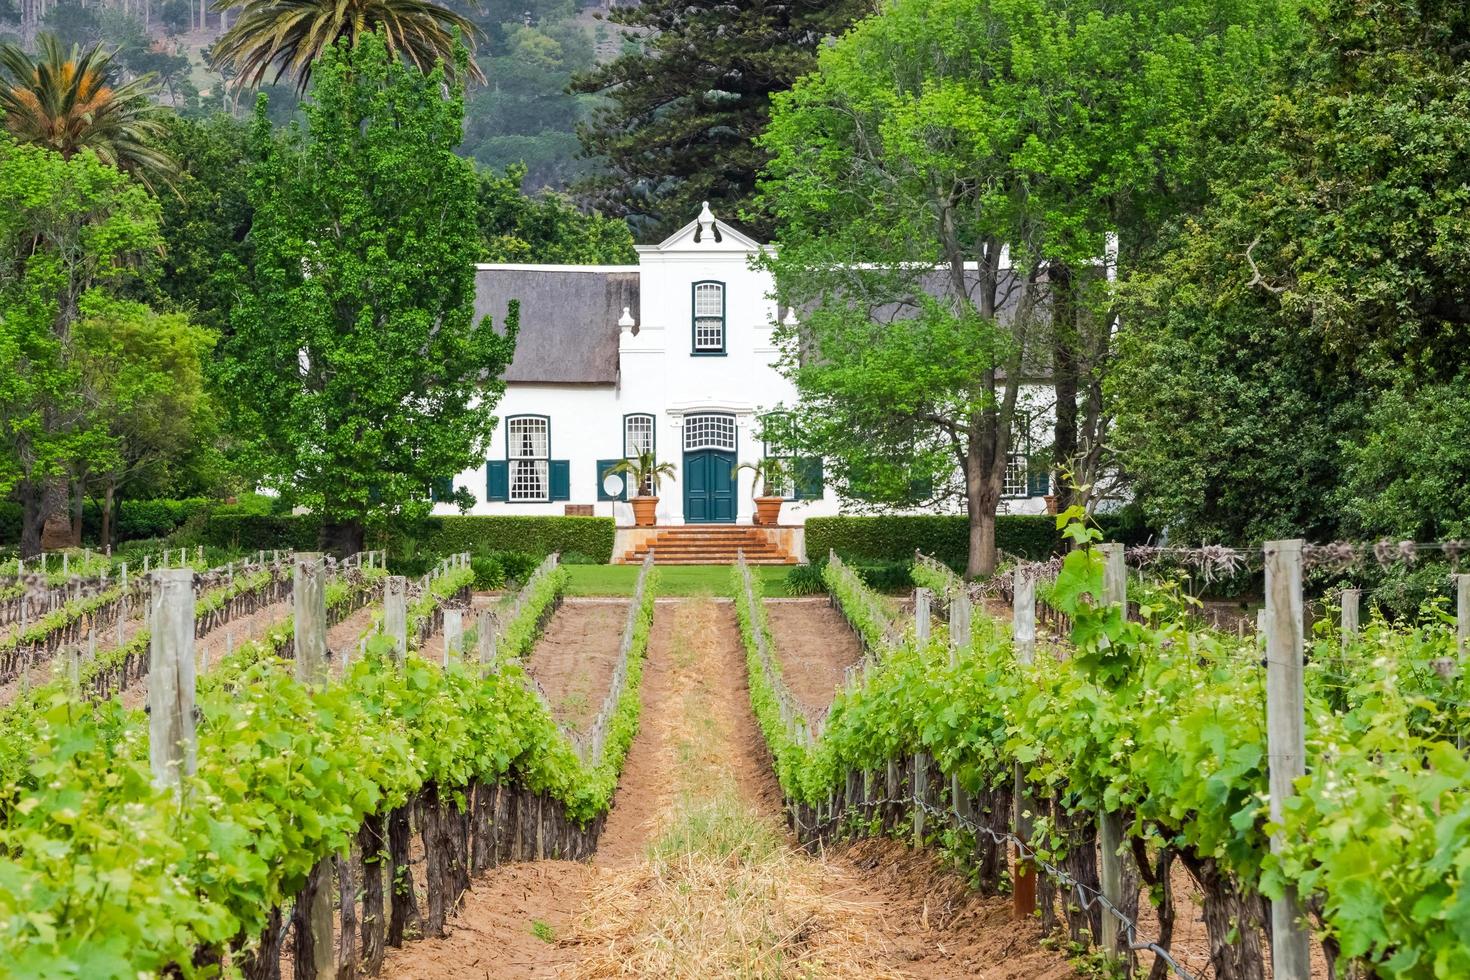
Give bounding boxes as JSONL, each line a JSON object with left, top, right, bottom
{"left": 571, "top": 0, "right": 872, "bottom": 240}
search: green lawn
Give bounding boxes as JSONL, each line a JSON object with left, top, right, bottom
{"left": 564, "top": 563, "right": 801, "bottom": 597}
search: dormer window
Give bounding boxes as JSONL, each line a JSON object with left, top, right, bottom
{"left": 693, "top": 281, "right": 726, "bottom": 355}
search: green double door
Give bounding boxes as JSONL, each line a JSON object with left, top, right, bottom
{"left": 683, "top": 450, "right": 737, "bottom": 523}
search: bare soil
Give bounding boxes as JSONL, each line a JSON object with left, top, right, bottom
{"left": 378, "top": 599, "right": 1080, "bottom": 979}
{"left": 763, "top": 597, "right": 865, "bottom": 716}
{"left": 0, "top": 602, "right": 150, "bottom": 707}
{"left": 523, "top": 600, "right": 630, "bottom": 733}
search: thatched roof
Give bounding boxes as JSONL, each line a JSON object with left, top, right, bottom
{"left": 474, "top": 266, "right": 639, "bottom": 385}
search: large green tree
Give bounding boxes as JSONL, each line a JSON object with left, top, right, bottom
{"left": 0, "top": 137, "right": 170, "bottom": 557}
{"left": 222, "top": 34, "right": 518, "bottom": 555}
{"left": 571, "top": 0, "right": 874, "bottom": 240}
{"left": 1111, "top": 0, "right": 1470, "bottom": 544}
{"left": 759, "top": 0, "right": 1286, "bottom": 576}
{"left": 74, "top": 294, "right": 218, "bottom": 547}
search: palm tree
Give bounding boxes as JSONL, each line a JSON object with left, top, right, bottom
{"left": 0, "top": 35, "right": 176, "bottom": 189}
{"left": 209, "top": 0, "right": 484, "bottom": 93}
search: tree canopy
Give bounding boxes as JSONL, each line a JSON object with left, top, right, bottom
{"left": 1111, "top": 0, "right": 1470, "bottom": 544}
{"left": 572, "top": 0, "right": 873, "bottom": 240}
{"left": 221, "top": 33, "right": 518, "bottom": 554}
{"left": 759, "top": 0, "right": 1288, "bottom": 576}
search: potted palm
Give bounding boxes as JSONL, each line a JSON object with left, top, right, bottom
{"left": 603, "top": 450, "right": 677, "bottom": 527}
{"left": 738, "top": 458, "right": 791, "bottom": 526}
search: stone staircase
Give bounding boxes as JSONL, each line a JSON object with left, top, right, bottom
{"left": 621, "top": 526, "right": 798, "bottom": 565}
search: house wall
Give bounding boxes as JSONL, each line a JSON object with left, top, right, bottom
{"left": 438, "top": 212, "right": 1056, "bottom": 525}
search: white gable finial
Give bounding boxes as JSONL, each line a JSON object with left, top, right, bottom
{"left": 696, "top": 201, "right": 717, "bottom": 240}
{"left": 618, "top": 306, "right": 636, "bottom": 329}
{"left": 782, "top": 306, "right": 799, "bottom": 327}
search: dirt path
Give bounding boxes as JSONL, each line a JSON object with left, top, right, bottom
{"left": 380, "top": 599, "right": 1077, "bottom": 979}
{"left": 523, "top": 599, "right": 629, "bottom": 733}
{"left": 764, "top": 597, "right": 865, "bottom": 717}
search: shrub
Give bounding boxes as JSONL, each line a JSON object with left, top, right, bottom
{"left": 414, "top": 516, "right": 615, "bottom": 563}
{"left": 853, "top": 560, "right": 913, "bottom": 593}
{"left": 492, "top": 550, "right": 541, "bottom": 585}
{"left": 0, "top": 498, "right": 214, "bottom": 546}
{"left": 470, "top": 555, "right": 506, "bottom": 590}
{"left": 805, "top": 515, "right": 1056, "bottom": 568}
{"left": 198, "top": 514, "right": 617, "bottom": 563}
{"left": 805, "top": 510, "right": 1158, "bottom": 569}
{"left": 558, "top": 551, "right": 603, "bottom": 565}
{"left": 784, "top": 563, "right": 826, "bottom": 596}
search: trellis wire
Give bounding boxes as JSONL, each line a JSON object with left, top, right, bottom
{"left": 578, "top": 549, "right": 655, "bottom": 765}
{"left": 797, "top": 787, "right": 1195, "bottom": 980}
{"left": 738, "top": 550, "right": 826, "bottom": 742}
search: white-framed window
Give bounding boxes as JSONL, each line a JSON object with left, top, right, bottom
{"left": 684, "top": 413, "right": 736, "bottom": 452}
{"left": 624, "top": 414, "right": 655, "bottom": 457}
{"left": 693, "top": 281, "right": 725, "bottom": 353}
{"left": 624, "top": 413, "right": 656, "bottom": 495}
{"left": 507, "top": 416, "right": 550, "bottom": 501}
{"left": 1003, "top": 453, "right": 1029, "bottom": 498}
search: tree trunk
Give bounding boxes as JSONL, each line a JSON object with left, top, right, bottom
{"left": 101, "top": 481, "right": 115, "bottom": 553}
{"left": 69, "top": 477, "right": 85, "bottom": 547}
{"left": 964, "top": 452, "right": 998, "bottom": 578}
{"left": 319, "top": 517, "right": 365, "bottom": 558}
{"left": 19, "top": 481, "right": 44, "bottom": 560}
{"left": 40, "top": 478, "right": 71, "bottom": 551}
{"left": 1051, "top": 262, "right": 1079, "bottom": 511}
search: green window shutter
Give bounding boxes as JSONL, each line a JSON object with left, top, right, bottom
{"left": 596, "top": 459, "right": 628, "bottom": 501}
{"left": 550, "top": 460, "right": 571, "bottom": 501}
{"left": 486, "top": 461, "right": 509, "bottom": 501}
{"left": 907, "top": 473, "right": 934, "bottom": 503}
{"left": 430, "top": 477, "right": 453, "bottom": 502}
{"left": 1027, "top": 461, "right": 1051, "bottom": 498}
{"left": 794, "top": 457, "right": 824, "bottom": 500}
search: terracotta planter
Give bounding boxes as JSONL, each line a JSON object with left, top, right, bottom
{"left": 754, "top": 496, "right": 784, "bottom": 527}
{"left": 630, "top": 496, "right": 659, "bottom": 527}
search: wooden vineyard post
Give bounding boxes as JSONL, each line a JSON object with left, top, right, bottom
{"left": 949, "top": 591, "right": 971, "bottom": 659}
{"left": 443, "top": 609, "right": 463, "bottom": 667}
{"left": 294, "top": 554, "right": 328, "bottom": 686}
{"left": 1265, "top": 539, "right": 1310, "bottom": 980}
{"left": 1456, "top": 574, "right": 1470, "bottom": 664}
{"left": 1012, "top": 564, "right": 1037, "bottom": 920}
{"left": 384, "top": 576, "right": 407, "bottom": 662}
{"left": 290, "top": 553, "right": 334, "bottom": 979}
{"left": 148, "top": 568, "right": 197, "bottom": 793}
{"left": 912, "top": 751, "right": 928, "bottom": 847}
{"left": 915, "top": 588, "right": 931, "bottom": 644}
{"left": 1340, "top": 588, "right": 1361, "bottom": 649}
{"left": 1096, "top": 543, "right": 1130, "bottom": 963}
{"left": 477, "top": 610, "right": 496, "bottom": 673}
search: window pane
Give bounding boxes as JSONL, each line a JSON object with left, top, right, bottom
{"left": 684, "top": 413, "right": 736, "bottom": 451}
{"left": 694, "top": 283, "right": 723, "bottom": 316}
{"left": 694, "top": 317, "right": 724, "bottom": 350}
{"left": 510, "top": 459, "right": 548, "bottom": 500}
{"left": 1003, "top": 454, "right": 1028, "bottom": 497}
{"left": 508, "top": 417, "right": 548, "bottom": 459}
{"left": 624, "top": 415, "right": 654, "bottom": 456}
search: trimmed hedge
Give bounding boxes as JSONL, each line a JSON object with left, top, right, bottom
{"left": 0, "top": 498, "right": 214, "bottom": 545}
{"left": 413, "top": 516, "right": 615, "bottom": 562}
{"left": 806, "top": 515, "right": 1059, "bottom": 568}
{"left": 200, "top": 514, "right": 617, "bottom": 564}
{"left": 806, "top": 510, "right": 1154, "bottom": 569}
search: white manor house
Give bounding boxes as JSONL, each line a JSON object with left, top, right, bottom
{"left": 435, "top": 206, "right": 1054, "bottom": 559}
